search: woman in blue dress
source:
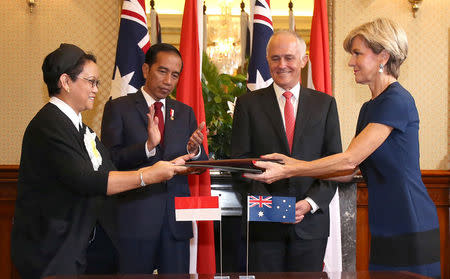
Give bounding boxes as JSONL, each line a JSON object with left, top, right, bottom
{"left": 244, "top": 18, "right": 441, "bottom": 278}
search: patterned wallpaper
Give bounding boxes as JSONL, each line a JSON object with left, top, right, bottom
{"left": 0, "top": 0, "right": 120, "bottom": 164}
{"left": 0, "top": 0, "right": 448, "bottom": 169}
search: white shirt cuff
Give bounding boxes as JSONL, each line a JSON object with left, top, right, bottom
{"left": 145, "top": 141, "right": 156, "bottom": 158}
{"left": 188, "top": 145, "right": 201, "bottom": 160}
{"left": 305, "top": 197, "right": 319, "bottom": 214}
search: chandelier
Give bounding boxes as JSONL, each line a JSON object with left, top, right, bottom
{"left": 206, "top": 1, "right": 241, "bottom": 75}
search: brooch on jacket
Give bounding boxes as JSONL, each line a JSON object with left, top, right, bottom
{"left": 83, "top": 128, "right": 102, "bottom": 171}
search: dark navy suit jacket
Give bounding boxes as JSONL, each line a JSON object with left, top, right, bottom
{"left": 101, "top": 90, "right": 207, "bottom": 240}
{"left": 231, "top": 84, "right": 342, "bottom": 240}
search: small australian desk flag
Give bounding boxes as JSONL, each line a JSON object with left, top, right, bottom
{"left": 247, "top": 196, "right": 295, "bottom": 223}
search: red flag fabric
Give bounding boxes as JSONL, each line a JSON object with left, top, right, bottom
{"left": 177, "top": 0, "right": 216, "bottom": 274}
{"left": 308, "top": 0, "right": 332, "bottom": 95}
{"left": 308, "top": 0, "right": 342, "bottom": 272}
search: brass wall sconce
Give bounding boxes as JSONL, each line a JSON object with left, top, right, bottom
{"left": 408, "top": 0, "right": 423, "bottom": 18}
{"left": 27, "top": 0, "right": 36, "bottom": 13}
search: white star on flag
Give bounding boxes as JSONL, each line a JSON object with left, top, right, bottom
{"left": 110, "top": 66, "right": 137, "bottom": 100}
{"left": 247, "top": 70, "right": 273, "bottom": 91}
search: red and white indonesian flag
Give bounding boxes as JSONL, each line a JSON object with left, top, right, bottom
{"left": 175, "top": 196, "right": 221, "bottom": 221}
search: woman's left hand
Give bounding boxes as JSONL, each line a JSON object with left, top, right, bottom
{"left": 171, "top": 153, "right": 206, "bottom": 175}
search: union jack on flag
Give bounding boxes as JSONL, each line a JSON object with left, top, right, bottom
{"left": 110, "top": 0, "right": 150, "bottom": 99}
{"left": 248, "top": 196, "right": 272, "bottom": 208}
{"left": 247, "top": 0, "right": 273, "bottom": 91}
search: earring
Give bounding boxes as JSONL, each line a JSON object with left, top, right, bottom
{"left": 379, "top": 64, "right": 384, "bottom": 73}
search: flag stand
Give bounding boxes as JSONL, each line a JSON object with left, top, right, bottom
{"left": 213, "top": 194, "right": 228, "bottom": 279}
{"left": 239, "top": 197, "right": 255, "bottom": 279}
{"left": 214, "top": 220, "right": 229, "bottom": 279}
{"left": 174, "top": 195, "right": 221, "bottom": 274}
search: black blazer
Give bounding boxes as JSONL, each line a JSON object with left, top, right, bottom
{"left": 101, "top": 90, "right": 208, "bottom": 240}
{"left": 231, "top": 84, "right": 342, "bottom": 240}
{"left": 11, "top": 103, "right": 117, "bottom": 279}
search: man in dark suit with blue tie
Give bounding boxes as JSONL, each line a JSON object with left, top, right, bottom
{"left": 101, "top": 43, "right": 207, "bottom": 274}
{"left": 231, "top": 31, "right": 342, "bottom": 272}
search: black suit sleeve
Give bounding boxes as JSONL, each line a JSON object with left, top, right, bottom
{"left": 230, "top": 95, "right": 253, "bottom": 204}
{"left": 231, "top": 95, "right": 253, "bottom": 159}
{"left": 101, "top": 98, "right": 149, "bottom": 170}
{"left": 323, "top": 97, "right": 342, "bottom": 156}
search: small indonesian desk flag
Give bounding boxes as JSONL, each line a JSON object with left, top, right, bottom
{"left": 175, "top": 196, "right": 221, "bottom": 221}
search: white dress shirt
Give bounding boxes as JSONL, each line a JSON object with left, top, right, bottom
{"left": 273, "top": 82, "right": 319, "bottom": 214}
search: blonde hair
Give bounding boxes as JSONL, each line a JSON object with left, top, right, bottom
{"left": 343, "top": 18, "right": 408, "bottom": 78}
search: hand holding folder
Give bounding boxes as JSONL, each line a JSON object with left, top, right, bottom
{"left": 185, "top": 158, "right": 283, "bottom": 173}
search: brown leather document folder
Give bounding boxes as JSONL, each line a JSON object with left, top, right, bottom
{"left": 185, "top": 158, "right": 283, "bottom": 173}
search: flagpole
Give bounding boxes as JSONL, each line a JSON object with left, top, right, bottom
{"left": 246, "top": 219, "right": 249, "bottom": 277}
{"left": 203, "top": 1, "right": 207, "bottom": 52}
{"left": 239, "top": 195, "right": 254, "bottom": 279}
{"left": 240, "top": 0, "right": 248, "bottom": 69}
{"left": 246, "top": 196, "right": 249, "bottom": 277}
{"left": 150, "top": 0, "right": 157, "bottom": 44}
{"left": 220, "top": 219, "right": 223, "bottom": 276}
{"left": 214, "top": 197, "right": 228, "bottom": 279}
{"left": 288, "top": 0, "right": 295, "bottom": 32}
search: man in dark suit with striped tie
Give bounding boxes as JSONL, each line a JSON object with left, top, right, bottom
{"left": 101, "top": 43, "right": 207, "bottom": 274}
{"left": 231, "top": 31, "right": 342, "bottom": 272}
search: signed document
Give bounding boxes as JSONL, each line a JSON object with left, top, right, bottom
{"left": 185, "top": 158, "right": 283, "bottom": 173}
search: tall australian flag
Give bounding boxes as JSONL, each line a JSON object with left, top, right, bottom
{"left": 247, "top": 0, "right": 273, "bottom": 92}
{"left": 248, "top": 196, "right": 296, "bottom": 223}
{"left": 110, "top": 0, "right": 150, "bottom": 99}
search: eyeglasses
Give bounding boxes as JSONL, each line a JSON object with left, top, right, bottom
{"left": 80, "top": 77, "right": 100, "bottom": 88}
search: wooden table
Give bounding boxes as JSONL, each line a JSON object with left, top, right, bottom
{"left": 45, "top": 271, "right": 432, "bottom": 279}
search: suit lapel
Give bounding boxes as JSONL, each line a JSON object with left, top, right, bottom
{"left": 133, "top": 90, "right": 150, "bottom": 127}
{"left": 163, "top": 98, "right": 177, "bottom": 145}
{"left": 260, "top": 86, "right": 290, "bottom": 154}
{"left": 292, "top": 86, "right": 312, "bottom": 153}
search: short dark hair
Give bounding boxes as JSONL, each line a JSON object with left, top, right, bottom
{"left": 144, "top": 43, "right": 183, "bottom": 71}
{"left": 42, "top": 43, "right": 98, "bottom": 97}
{"left": 47, "top": 54, "right": 96, "bottom": 97}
